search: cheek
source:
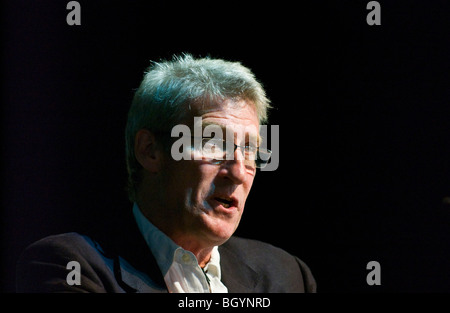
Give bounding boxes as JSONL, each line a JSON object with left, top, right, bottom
{"left": 243, "top": 176, "right": 255, "bottom": 196}
{"left": 176, "top": 162, "right": 218, "bottom": 204}
{"left": 196, "top": 167, "right": 220, "bottom": 200}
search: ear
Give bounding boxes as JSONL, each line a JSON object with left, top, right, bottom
{"left": 134, "top": 129, "right": 162, "bottom": 173}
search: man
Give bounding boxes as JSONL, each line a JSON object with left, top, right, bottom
{"left": 16, "top": 54, "right": 316, "bottom": 293}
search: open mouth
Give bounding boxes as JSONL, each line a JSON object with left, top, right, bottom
{"left": 214, "top": 197, "right": 235, "bottom": 209}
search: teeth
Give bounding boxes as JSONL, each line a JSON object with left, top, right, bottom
{"left": 215, "top": 197, "right": 232, "bottom": 208}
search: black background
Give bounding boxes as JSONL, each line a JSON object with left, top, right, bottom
{"left": 1, "top": 0, "right": 450, "bottom": 293}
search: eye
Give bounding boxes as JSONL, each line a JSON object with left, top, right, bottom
{"left": 244, "top": 144, "right": 258, "bottom": 153}
{"left": 202, "top": 139, "right": 221, "bottom": 149}
{"left": 201, "top": 138, "right": 225, "bottom": 158}
{"left": 240, "top": 144, "right": 256, "bottom": 160}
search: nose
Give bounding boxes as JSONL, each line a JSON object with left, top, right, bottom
{"left": 220, "top": 150, "right": 247, "bottom": 184}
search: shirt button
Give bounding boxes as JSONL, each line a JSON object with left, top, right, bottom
{"left": 181, "top": 253, "right": 191, "bottom": 264}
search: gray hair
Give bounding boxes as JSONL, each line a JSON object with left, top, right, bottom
{"left": 125, "top": 53, "right": 271, "bottom": 201}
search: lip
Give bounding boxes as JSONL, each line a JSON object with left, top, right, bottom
{"left": 207, "top": 194, "right": 239, "bottom": 212}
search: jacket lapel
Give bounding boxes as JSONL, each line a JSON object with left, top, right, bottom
{"left": 115, "top": 254, "right": 167, "bottom": 293}
{"left": 95, "top": 208, "right": 168, "bottom": 293}
{"left": 219, "top": 242, "right": 260, "bottom": 293}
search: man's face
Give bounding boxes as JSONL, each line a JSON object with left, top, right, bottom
{"left": 161, "top": 99, "right": 259, "bottom": 246}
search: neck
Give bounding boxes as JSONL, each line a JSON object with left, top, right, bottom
{"left": 171, "top": 235, "right": 214, "bottom": 268}
{"left": 136, "top": 198, "right": 215, "bottom": 268}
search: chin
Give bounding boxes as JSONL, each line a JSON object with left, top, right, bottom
{"left": 201, "top": 218, "right": 239, "bottom": 245}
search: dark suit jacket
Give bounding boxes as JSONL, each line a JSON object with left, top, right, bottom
{"left": 16, "top": 210, "right": 316, "bottom": 293}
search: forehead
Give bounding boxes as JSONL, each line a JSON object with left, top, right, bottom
{"left": 190, "top": 98, "right": 260, "bottom": 134}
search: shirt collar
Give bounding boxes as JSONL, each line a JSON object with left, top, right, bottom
{"left": 204, "top": 246, "right": 222, "bottom": 279}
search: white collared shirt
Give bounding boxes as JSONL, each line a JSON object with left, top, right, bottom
{"left": 132, "top": 203, "right": 228, "bottom": 293}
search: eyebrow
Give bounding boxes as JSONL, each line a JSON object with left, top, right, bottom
{"left": 201, "top": 121, "right": 262, "bottom": 145}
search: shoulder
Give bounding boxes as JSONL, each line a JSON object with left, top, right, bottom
{"left": 18, "top": 232, "right": 105, "bottom": 264}
{"left": 220, "top": 236, "right": 317, "bottom": 292}
{"left": 23, "top": 232, "right": 97, "bottom": 251}
{"left": 16, "top": 232, "right": 115, "bottom": 292}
